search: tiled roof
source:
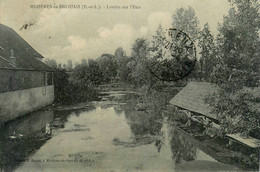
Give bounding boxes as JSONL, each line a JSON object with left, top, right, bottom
{"left": 0, "top": 23, "right": 53, "bottom": 71}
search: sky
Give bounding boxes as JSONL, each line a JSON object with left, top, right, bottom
{"left": 0, "top": 0, "right": 231, "bottom": 64}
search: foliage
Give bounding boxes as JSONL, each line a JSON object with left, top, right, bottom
{"left": 67, "top": 59, "right": 73, "bottom": 71}
{"left": 97, "top": 54, "right": 117, "bottom": 83}
{"left": 211, "top": 0, "right": 260, "bottom": 90}
{"left": 149, "top": 24, "right": 166, "bottom": 60}
{"left": 137, "top": 85, "right": 174, "bottom": 112}
{"left": 114, "top": 47, "right": 131, "bottom": 81}
{"left": 172, "top": 6, "right": 200, "bottom": 40}
{"left": 44, "top": 58, "right": 57, "bottom": 69}
{"left": 198, "top": 23, "right": 216, "bottom": 81}
{"left": 206, "top": 0, "right": 260, "bottom": 135}
{"left": 72, "top": 59, "right": 103, "bottom": 86}
{"left": 53, "top": 67, "right": 98, "bottom": 104}
{"left": 53, "top": 67, "right": 70, "bottom": 103}
{"left": 128, "top": 38, "right": 153, "bottom": 87}
{"left": 206, "top": 89, "right": 260, "bottom": 135}
{"left": 172, "top": 6, "right": 200, "bottom": 80}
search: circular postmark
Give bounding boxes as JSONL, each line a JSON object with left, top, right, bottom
{"left": 148, "top": 28, "right": 197, "bottom": 81}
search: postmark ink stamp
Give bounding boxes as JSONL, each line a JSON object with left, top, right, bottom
{"left": 148, "top": 28, "right": 197, "bottom": 81}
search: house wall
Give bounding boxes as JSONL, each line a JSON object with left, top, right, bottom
{"left": 0, "top": 85, "right": 54, "bottom": 123}
{"left": 0, "top": 69, "right": 53, "bottom": 93}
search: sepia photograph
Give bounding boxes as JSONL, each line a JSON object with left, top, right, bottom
{"left": 0, "top": 0, "right": 259, "bottom": 171}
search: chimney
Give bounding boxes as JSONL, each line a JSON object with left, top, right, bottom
{"left": 9, "top": 49, "right": 16, "bottom": 65}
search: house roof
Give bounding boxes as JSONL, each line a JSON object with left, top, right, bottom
{"left": 169, "top": 82, "right": 218, "bottom": 120}
{"left": 0, "top": 23, "right": 53, "bottom": 71}
{"left": 170, "top": 82, "right": 260, "bottom": 120}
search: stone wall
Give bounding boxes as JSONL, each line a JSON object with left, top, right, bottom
{"left": 0, "top": 85, "right": 54, "bottom": 123}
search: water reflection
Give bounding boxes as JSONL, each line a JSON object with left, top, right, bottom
{"left": 0, "top": 110, "right": 54, "bottom": 171}
{"left": 51, "top": 106, "right": 96, "bottom": 129}
{"left": 121, "top": 102, "right": 210, "bottom": 166}
{"left": 0, "top": 92, "right": 243, "bottom": 171}
{"left": 169, "top": 126, "right": 197, "bottom": 164}
{"left": 113, "top": 106, "right": 124, "bottom": 115}
{"left": 0, "top": 106, "right": 96, "bottom": 172}
{"left": 125, "top": 110, "right": 163, "bottom": 138}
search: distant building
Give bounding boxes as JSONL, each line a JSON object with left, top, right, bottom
{"left": 0, "top": 23, "right": 54, "bottom": 123}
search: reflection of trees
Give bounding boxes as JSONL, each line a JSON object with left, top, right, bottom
{"left": 52, "top": 110, "right": 70, "bottom": 129}
{"left": 122, "top": 98, "right": 198, "bottom": 164}
{"left": 114, "top": 106, "right": 124, "bottom": 115}
{"left": 169, "top": 127, "right": 197, "bottom": 164}
{"left": 124, "top": 109, "right": 163, "bottom": 140}
{"left": 100, "top": 103, "right": 114, "bottom": 110}
{"left": 52, "top": 106, "right": 96, "bottom": 128}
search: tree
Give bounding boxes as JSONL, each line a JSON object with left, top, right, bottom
{"left": 198, "top": 23, "right": 216, "bottom": 81}
{"left": 97, "top": 54, "right": 117, "bottom": 82}
{"left": 67, "top": 59, "right": 73, "bottom": 71}
{"left": 114, "top": 47, "right": 131, "bottom": 81}
{"left": 87, "top": 59, "right": 103, "bottom": 85}
{"left": 172, "top": 7, "right": 200, "bottom": 81}
{"left": 131, "top": 38, "right": 149, "bottom": 60}
{"left": 207, "top": 0, "right": 260, "bottom": 135}
{"left": 55, "top": 62, "right": 99, "bottom": 104}
{"left": 73, "top": 59, "right": 103, "bottom": 86}
{"left": 172, "top": 6, "right": 200, "bottom": 41}
{"left": 129, "top": 38, "right": 154, "bottom": 87}
{"left": 149, "top": 24, "right": 166, "bottom": 61}
{"left": 44, "top": 58, "right": 57, "bottom": 69}
{"left": 147, "top": 25, "right": 171, "bottom": 87}
{"left": 115, "top": 47, "right": 126, "bottom": 59}
{"left": 212, "top": 0, "right": 260, "bottom": 91}
{"left": 81, "top": 59, "right": 87, "bottom": 66}
{"left": 53, "top": 68, "right": 69, "bottom": 103}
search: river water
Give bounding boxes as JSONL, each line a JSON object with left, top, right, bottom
{"left": 0, "top": 91, "right": 244, "bottom": 172}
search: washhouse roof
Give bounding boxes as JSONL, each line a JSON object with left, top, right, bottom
{"left": 170, "top": 82, "right": 219, "bottom": 120}
{"left": 170, "top": 82, "right": 260, "bottom": 120}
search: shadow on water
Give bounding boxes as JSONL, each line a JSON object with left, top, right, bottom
{"left": 169, "top": 127, "right": 197, "bottom": 164}
{"left": 0, "top": 110, "right": 54, "bottom": 171}
{"left": 0, "top": 105, "right": 96, "bottom": 172}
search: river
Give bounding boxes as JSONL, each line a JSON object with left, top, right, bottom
{"left": 0, "top": 91, "right": 244, "bottom": 172}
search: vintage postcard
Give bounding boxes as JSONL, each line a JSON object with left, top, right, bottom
{"left": 0, "top": 0, "right": 259, "bottom": 171}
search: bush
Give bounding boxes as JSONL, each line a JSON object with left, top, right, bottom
{"left": 53, "top": 68, "right": 98, "bottom": 104}
{"left": 136, "top": 85, "right": 174, "bottom": 113}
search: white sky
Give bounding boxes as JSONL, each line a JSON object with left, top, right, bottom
{"left": 0, "top": 0, "right": 231, "bottom": 64}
